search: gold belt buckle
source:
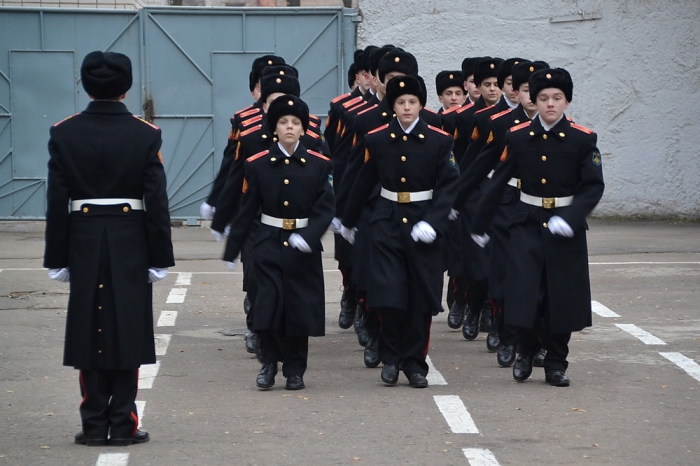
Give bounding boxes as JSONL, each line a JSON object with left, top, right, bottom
{"left": 542, "top": 197, "right": 555, "bottom": 209}
{"left": 516, "top": 179, "right": 522, "bottom": 190}
{"left": 282, "top": 218, "right": 296, "bottom": 230}
{"left": 397, "top": 192, "right": 411, "bottom": 203}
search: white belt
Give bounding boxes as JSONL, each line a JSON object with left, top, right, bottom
{"left": 380, "top": 187, "right": 433, "bottom": 203}
{"left": 260, "top": 213, "right": 309, "bottom": 230}
{"left": 487, "top": 170, "right": 520, "bottom": 188}
{"left": 71, "top": 198, "right": 143, "bottom": 211}
{"left": 520, "top": 192, "right": 573, "bottom": 209}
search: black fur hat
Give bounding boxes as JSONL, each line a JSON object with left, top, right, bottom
{"left": 260, "top": 74, "right": 301, "bottom": 104}
{"left": 435, "top": 70, "right": 464, "bottom": 95}
{"left": 378, "top": 49, "right": 419, "bottom": 83}
{"left": 261, "top": 64, "right": 299, "bottom": 79}
{"left": 460, "top": 56, "right": 483, "bottom": 79}
{"left": 368, "top": 45, "right": 395, "bottom": 76}
{"left": 362, "top": 45, "right": 378, "bottom": 73}
{"left": 81, "top": 51, "right": 132, "bottom": 99}
{"left": 385, "top": 74, "right": 426, "bottom": 109}
{"left": 511, "top": 60, "right": 550, "bottom": 90}
{"left": 497, "top": 57, "right": 527, "bottom": 89}
{"left": 353, "top": 49, "right": 365, "bottom": 72}
{"left": 529, "top": 68, "right": 573, "bottom": 103}
{"left": 250, "top": 55, "right": 286, "bottom": 91}
{"left": 347, "top": 63, "right": 357, "bottom": 89}
{"left": 267, "top": 94, "right": 310, "bottom": 134}
{"left": 474, "top": 57, "right": 503, "bottom": 87}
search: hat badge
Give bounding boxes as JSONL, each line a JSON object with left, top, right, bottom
{"left": 449, "top": 74, "right": 454, "bottom": 79}
{"left": 490, "top": 63, "right": 495, "bottom": 69}
{"left": 280, "top": 71, "right": 285, "bottom": 75}
{"left": 276, "top": 77, "right": 282, "bottom": 83}
{"left": 288, "top": 100, "right": 294, "bottom": 106}
{"left": 267, "top": 60, "right": 273, "bottom": 65}
{"left": 399, "top": 81, "right": 405, "bottom": 88}
{"left": 529, "top": 66, "right": 535, "bottom": 72}
{"left": 395, "top": 57, "right": 400, "bottom": 63}
{"left": 546, "top": 73, "right": 552, "bottom": 79}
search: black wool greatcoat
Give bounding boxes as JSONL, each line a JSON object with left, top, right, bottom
{"left": 44, "top": 100, "right": 174, "bottom": 370}
{"left": 223, "top": 143, "right": 335, "bottom": 337}
{"left": 473, "top": 116, "right": 604, "bottom": 333}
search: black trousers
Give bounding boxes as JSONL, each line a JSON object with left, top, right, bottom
{"left": 256, "top": 329, "right": 309, "bottom": 378}
{"left": 493, "top": 298, "right": 518, "bottom": 346}
{"left": 78, "top": 369, "right": 139, "bottom": 439}
{"left": 376, "top": 307, "right": 432, "bottom": 376}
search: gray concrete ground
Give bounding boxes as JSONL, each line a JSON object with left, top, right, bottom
{"left": 1, "top": 219, "right": 699, "bottom": 465}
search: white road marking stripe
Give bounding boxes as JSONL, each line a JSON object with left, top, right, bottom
{"left": 139, "top": 361, "right": 160, "bottom": 389}
{"left": 615, "top": 324, "right": 666, "bottom": 345}
{"left": 175, "top": 272, "right": 192, "bottom": 286}
{"left": 433, "top": 395, "right": 480, "bottom": 434}
{"left": 591, "top": 301, "right": 620, "bottom": 318}
{"left": 462, "top": 448, "right": 500, "bottom": 466}
{"left": 157, "top": 311, "right": 178, "bottom": 327}
{"left": 426, "top": 355, "right": 447, "bottom": 385}
{"left": 155, "top": 334, "right": 171, "bottom": 356}
{"left": 166, "top": 288, "right": 187, "bottom": 303}
{"left": 659, "top": 352, "right": 700, "bottom": 383}
{"left": 135, "top": 400, "right": 146, "bottom": 429}
{"left": 96, "top": 453, "right": 129, "bottom": 466}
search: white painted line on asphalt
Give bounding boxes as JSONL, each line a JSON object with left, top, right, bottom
{"left": 659, "top": 352, "right": 700, "bottom": 383}
{"left": 592, "top": 301, "right": 620, "bottom": 318}
{"left": 433, "top": 395, "right": 480, "bottom": 434}
{"left": 590, "top": 262, "right": 700, "bottom": 265}
{"left": 426, "top": 355, "right": 447, "bottom": 385}
{"left": 166, "top": 288, "right": 187, "bottom": 303}
{"left": 175, "top": 272, "right": 192, "bottom": 286}
{"left": 157, "top": 311, "right": 178, "bottom": 327}
{"left": 139, "top": 361, "right": 160, "bottom": 389}
{"left": 462, "top": 448, "right": 500, "bottom": 466}
{"left": 96, "top": 453, "right": 129, "bottom": 466}
{"left": 135, "top": 400, "right": 146, "bottom": 429}
{"left": 155, "top": 334, "right": 171, "bottom": 356}
{"left": 615, "top": 324, "right": 666, "bottom": 345}
{"left": 0, "top": 268, "right": 45, "bottom": 271}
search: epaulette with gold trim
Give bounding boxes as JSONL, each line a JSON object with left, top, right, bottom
{"left": 133, "top": 115, "right": 160, "bottom": 129}
{"left": 343, "top": 96, "right": 363, "bottom": 109}
{"left": 490, "top": 109, "right": 512, "bottom": 121}
{"left": 307, "top": 149, "right": 330, "bottom": 161}
{"left": 242, "top": 114, "right": 263, "bottom": 127}
{"left": 456, "top": 102, "right": 475, "bottom": 114}
{"left": 510, "top": 121, "right": 531, "bottom": 132}
{"left": 53, "top": 113, "right": 79, "bottom": 127}
{"left": 571, "top": 123, "right": 593, "bottom": 134}
{"left": 238, "top": 107, "right": 259, "bottom": 119}
{"left": 358, "top": 104, "right": 378, "bottom": 116}
{"left": 475, "top": 105, "right": 494, "bottom": 115}
{"left": 240, "top": 124, "right": 262, "bottom": 138}
{"left": 332, "top": 92, "right": 352, "bottom": 104}
{"left": 428, "top": 125, "right": 450, "bottom": 137}
{"left": 305, "top": 130, "right": 320, "bottom": 139}
{"left": 367, "top": 123, "right": 389, "bottom": 135}
{"left": 247, "top": 150, "right": 269, "bottom": 163}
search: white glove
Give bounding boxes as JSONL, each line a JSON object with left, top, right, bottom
{"left": 289, "top": 233, "right": 312, "bottom": 253}
{"left": 410, "top": 221, "right": 437, "bottom": 244}
{"left": 223, "top": 260, "right": 237, "bottom": 271}
{"left": 48, "top": 268, "right": 70, "bottom": 282}
{"left": 200, "top": 202, "right": 215, "bottom": 220}
{"left": 471, "top": 233, "right": 491, "bottom": 248}
{"left": 330, "top": 217, "right": 342, "bottom": 234}
{"left": 340, "top": 225, "right": 356, "bottom": 245}
{"left": 448, "top": 209, "right": 459, "bottom": 221}
{"left": 211, "top": 228, "right": 224, "bottom": 242}
{"left": 148, "top": 268, "right": 169, "bottom": 283}
{"left": 223, "top": 224, "right": 231, "bottom": 237}
{"left": 548, "top": 215, "right": 574, "bottom": 237}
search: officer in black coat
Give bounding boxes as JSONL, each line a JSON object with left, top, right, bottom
{"left": 340, "top": 75, "right": 459, "bottom": 388}
{"left": 44, "top": 51, "right": 174, "bottom": 446}
{"left": 223, "top": 95, "right": 335, "bottom": 391}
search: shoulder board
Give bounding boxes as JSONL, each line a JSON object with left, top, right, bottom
{"left": 309, "top": 113, "right": 320, "bottom": 122}
{"left": 490, "top": 109, "right": 512, "bottom": 121}
{"left": 240, "top": 124, "right": 262, "bottom": 138}
{"left": 456, "top": 102, "right": 475, "bottom": 114}
{"left": 305, "top": 130, "right": 320, "bottom": 139}
{"left": 422, "top": 107, "right": 438, "bottom": 114}
{"left": 247, "top": 150, "right": 269, "bottom": 163}
{"left": 349, "top": 102, "right": 368, "bottom": 113}
{"left": 332, "top": 92, "right": 352, "bottom": 104}
{"left": 510, "top": 121, "right": 531, "bottom": 133}
{"left": 238, "top": 107, "right": 259, "bottom": 118}
{"left": 367, "top": 123, "right": 389, "bottom": 135}
{"left": 242, "top": 114, "right": 263, "bottom": 127}
{"left": 343, "top": 96, "right": 364, "bottom": 109}
{"left": 307, "top": 149, "right": 330, "bottom": 161}
{"left": 474, "top": 105, "right": 494, "bottom": 115}
{"left": 308, "top": 120, "right": 319, "bottom": 129}
{"left": 53, "top": 113, "right": 79, "bottom": 127}
{"left": 428, "top": 125, "right": 450, "bottom": 137}
{"left": 571, "top": 123, "right": 593, "bottom": 134}
{"left": 358, "top": 104, "right": 378, "bottom": 116}
{"left": 133, "top": 115, "right": 160, "bottom": 129}
{"left": 443, "top": 105, "right": 461, "bottom": 115}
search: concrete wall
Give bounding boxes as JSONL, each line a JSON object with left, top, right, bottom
{"left": 356, "top": 0, "right": 700, "bottom": 219}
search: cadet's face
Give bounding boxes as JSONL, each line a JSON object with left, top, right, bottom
{"left": 516, "top": 83, "right": 537, "bottom": 114}
{"left": 535, "top": 88, "right": 569, "bottom": 126}
{"left": 358, "top": 70, "right": 372, "bottom": 92}
{"left": 378, "top": 71, "right": 406, "bottom": 97}
{"left": 262, "top": 92, "right": 285, "bottom": 113}
{"left": 465, "top": 75, "right": 480, "bottom": 101}
{"left": 252, "top": 83, "right": 261, "bottom": 101}
{"left": 438, "top": 86, "right": 466, "bottom": 110}
{"left": 275, "top": 115, "right": 305, "bottom": 145}
{"left": 478, "top": 77, "right": 502, "bottom": 106}
{"left": 394, "top": 95, "right": 422, "bottom": 127}
{"left": 502, "top": 76, "right": 518, "bottom": 103}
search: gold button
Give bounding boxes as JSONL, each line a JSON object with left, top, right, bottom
{"left": 418, "top": 134, "right": 424, "bottom": 139}
{"left": 514, "top": 119, "right": 520, "bottom": 124}
{"left": 402, "top": 218, "right": 408, "bottom": 224}
{"left": 543, "top": 134, "right": 548, "bottom": 140}
{"left": 285, "top": 159, "right": 290, "bottom": 164}
{"left": 400, "top": 177, "right": 406, "bottom": 182}
{"left": 82, "top": 207, "right": 89, "bottom": 213}
{"left": 284, "top": 179, "right": 289, "bottom": 185}
{"left": 270, "top": 157, "right": 277, "bottom": 162}
{"left": 123, "top": 206, "right": 129, "bottom": 212}
{"left": 98, "top": 328, "right": 102, "bottom": 332}
{"left": 559, "top": 132, "right": 565, "bottom": 138}
{"left": 541, "top": 178, "right": 547, "bottom": 184}
{"left": 98, "top": 350, "right": 102, "bottom": 354}
{"left": 98, "top": 284, "right": 104, "bottom": 289}
{"left": 283, "top": 201, "right": 289, "bottom": 206}
{"left": 543, "top": 222, "right": 548, "bottom": 228}
{"left": 301, "top": 158, "right": 306, "bottom": 163}
{"left": 382, "top": 112, "right": 387, "bottom": 117}
{"left": 262, "top": 134, "right": 268, "bottom": 139}
{"left": 390, "top": 133, "right": 396, "bottom": 138}
{"left": 530, "top": 131, "right": 535, "bottom": 136}
{"left": 542, "top": 155, "right": 547, "bottom": 161}
{"left": 402, "top": 135, "right": 408, "bottom": 141}
{"left": 401, "top": 156, "right": 406, "bottom": 162}
{"left": 98, "top": 306, "right": 102, "bottom": 310}
{"left": 283, "top": 241, "right": 289, "bottom": 247}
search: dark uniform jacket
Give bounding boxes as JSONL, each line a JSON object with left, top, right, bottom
{"left": 474, "top": 116, "right": 604, "bottom": 332}
{"left": 343, "top": 118, "right": 459, "bottom": 316}
{"left": 223, "top": 143, "right": 335, "bottom": 337}
{"left": 44, "top": 100, "right": 175, "bottom": 370}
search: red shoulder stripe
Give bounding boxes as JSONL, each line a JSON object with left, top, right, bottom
{"left": 133, "top": 115, "right": 160, "bottom": 130}
{"left": 238, "top": 107, "right": 259, "bottom": 118}
{"left": 240, "top": 124, "right": 262, "bottom": 137}
{"left": 247, "top": 150, "right": 269, "bottom": 162}
{"left": 242, "top": 114, "right": 263, "bottom": 127}
{"left": 428, "top": 125, "right": 450, "bottom": 137}
{"left": 343, "top": 96, "right": 363, "bottom": 108}
{"left": 305, "top": 130, "right": 320, "bottom": 139}
{"left": 367, "top": 123, "right": 389, "bottom": 135}
{"left": 490, "top": 109, "right": 512, "bottom": 121}
{"left": 308, "top": 121, "right": 319, "bottom": 128}
{"left": 358, "top": 104, "right": 378, "bottom": 116}
{"left": 443, "top": 105, "right": 461, "bottom": 114}
{"left": 510, "top": 121, "right": 531, "bottom": 132}
{"left": 571, "top": 123, "right": 593, "bottom": 134}
{"left": 475, "top": 105, "right": 494, "bottom": 115}
{"left": 349, "top": 102, "right": 368, "bottom": 113}
{"left": 331, "top": 92, "right": 351, "bottom": 104}
{"left": 307, "top": 149, "right": 330, "bottom": 161}
{"left": 456, "top": 102, "right": 475, "bottom": 114}
{"left": 53, "top": 113, "right": 79, "bottom": 127}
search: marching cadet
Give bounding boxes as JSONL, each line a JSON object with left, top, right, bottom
{"left": 471, "top": 68, "right": 605, "bottom": 387}
{"left": 44, "top": 51, "right": 174, "bottom": 446}
{"left": 223, "top": 95, "right": 335, "bottom": 390}
{"left": 461, "top": 57, "right": 483, "bottom": 104}
{"left": 435, "top": 70, "right": 466, "bottom": 113}
{"left": 340, "top": 75, "right": 459, "bottom": 388}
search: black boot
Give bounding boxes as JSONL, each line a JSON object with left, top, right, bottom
{"left": 486, "top": 326, "right": 500, "bottom": 352}
{"left": 461, "top": 308, "right": 480, "bottom": 340}
{"left": 255, "top": 363, "right": 278, "bottom": 389}
{"left": 447, "top": 301, "right": 466, "bottom": 329}
{"left": 363, "top": 338, "right": 380, "bottom": 368}
{"left": 354, "top": 303, "right": 370, "bottom": 347}
{"left": 480, "top": 300, "right": 493, "bottom": 332}
{"left": 338, "top": 289, "right": 355, "bottom": 329}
